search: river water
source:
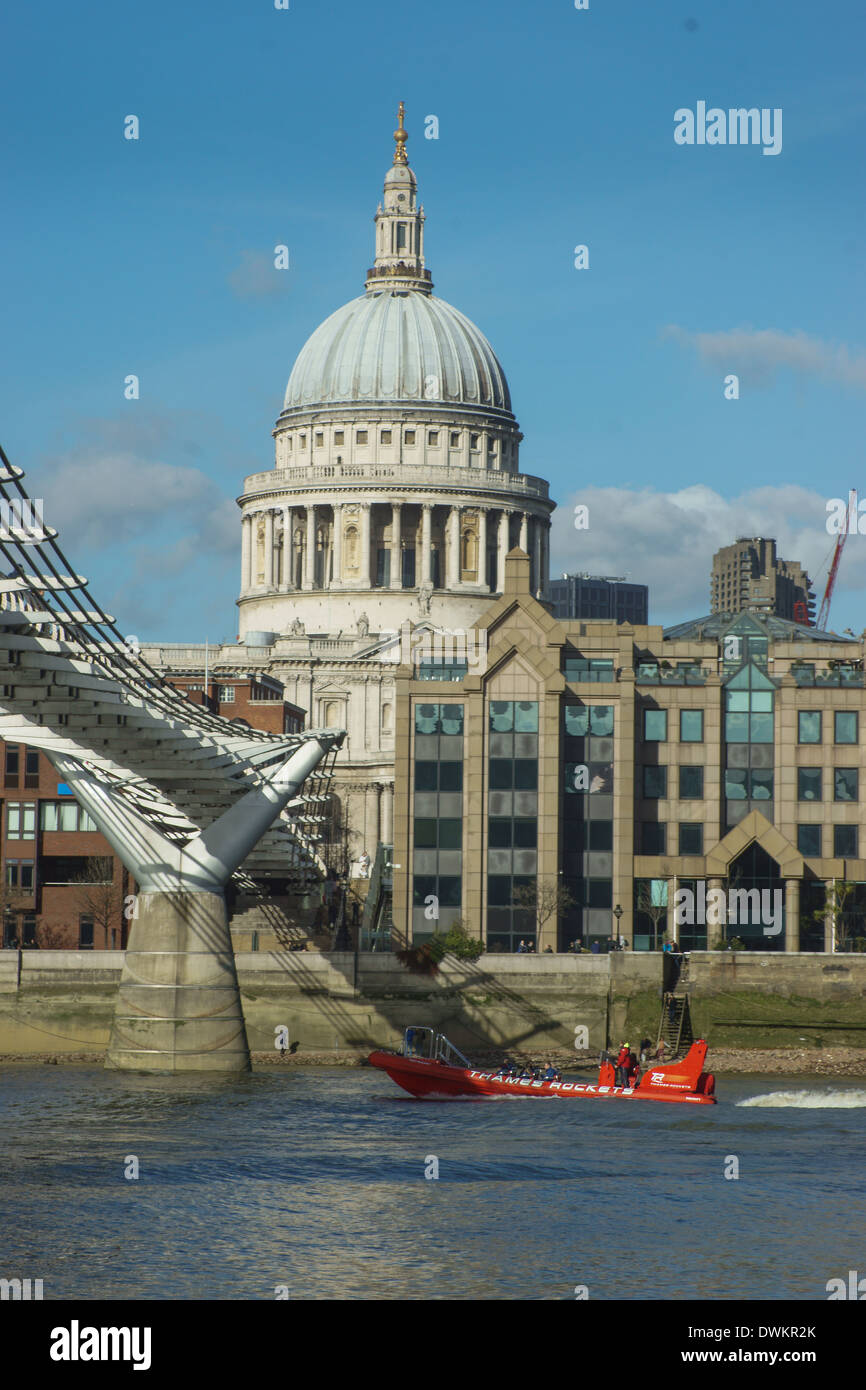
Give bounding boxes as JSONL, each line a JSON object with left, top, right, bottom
{"left": 1, "top": 1065, "right": 863, "bottom": 1301}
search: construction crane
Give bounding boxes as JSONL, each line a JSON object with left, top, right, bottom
{"left": 816, "top": 497, "right": 853, "bottom": 631}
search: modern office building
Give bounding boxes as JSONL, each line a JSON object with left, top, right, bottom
{"left": 711, "top": 537, "right": 815, "bottom": 623}
{"left": 391, "top": 551, "right": 866, "bottom": 954}
{"left": 550, "top": 573, "right": 648, "bottom": 624}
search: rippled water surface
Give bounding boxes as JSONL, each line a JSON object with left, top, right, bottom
{"left": 1, "top": 1065, "right": 863, "bottom": 1300}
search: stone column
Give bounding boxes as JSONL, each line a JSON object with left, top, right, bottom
{"left": 784, "top": 878, "right": 800, "bottom": 953}
{"left": 390, "top": 502, "right": 402, "bottom": 589}
{"left": 381, "top": 782, "right": 394, "bottom": 844}
{"left": 532, "top": 518, "right": 543, "bottom": 596}
{"left": 707, "top": 877, "right": 725, "bottom": 947}
{"left": 332, "top": 504, "right": 343, "bottom": 588}
{"left": 478, "top": 508, "right": 488, "bottom": 590}
{"left": 304, "top": 505, "right": 316, "bottom": 590}
{"left": 360, "top": 503, "right": 372, "bottom": 587}
{"left": 497, "top": 510, "right": 510, "bottom": 592}
{"left": 519, "top": 512, "right": 529, "bottom": 554}
{"left": 280, "top": 507, "right": 292, "bottom": 590}
{"left": 264, "top": 509, "right": 275, "bottom": 589}
{"left": 446, "top": 506, "right": 460, "bottom": 588}
{"left": 667, "top": 875, "right": 678, "bottom": 947}
{"left": 824, "top": 880, "right": 835, "bottom": 952}
{"left": 241, "top": 514, "right": 252, "bottom": 594}
{"left": 421, "top": 503, "right": 432, "bottom": 586}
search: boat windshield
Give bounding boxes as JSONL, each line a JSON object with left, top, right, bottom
{"left": 400, "top": 1028, "right": 471, "bottom": 1069}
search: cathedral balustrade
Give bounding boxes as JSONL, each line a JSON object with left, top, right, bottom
{"left": 243, "top": 463, "right": 550, "bottom": 499}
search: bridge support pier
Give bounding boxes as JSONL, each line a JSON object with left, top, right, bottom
{"left": 50, "top": 735, "right": 339, "bottom": 1076}
{"left": 106, "top": 891, "right": 250, "bottom": 1074}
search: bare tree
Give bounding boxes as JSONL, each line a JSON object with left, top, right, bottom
{"left": 513, "top": 878, "right": 576, "bottom": 946}
{"left": 635, "top": 880, "right": 668, "bottom": 951}
{"left": 0, "top": 873, "right": 32, "bottom": 946}
{"left": 807, "top": 878, "right": 855, "bottom": 953}
{"left": 34, "top": 922, "right": 68, "bottom": 949}
{"left": 72, "top": 857, "right": 124, "bottom": 949}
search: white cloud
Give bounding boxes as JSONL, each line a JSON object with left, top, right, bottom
{"left": 228, "top": 250, "right": 290, "bottom": 300}
{"left": 662, "top": 325, "right": 866, "bottom": 392}
{"left": 551, "top": 482, "right": 866, "bottom": 623}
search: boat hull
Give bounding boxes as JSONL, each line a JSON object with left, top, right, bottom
{"left": 368, "top": 1050, "right": 717, "bottom": 1105}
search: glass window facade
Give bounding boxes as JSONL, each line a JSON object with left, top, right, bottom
{"left": 487, "top": 701, "right": 538, "bottom": 951}
{"left": 724, "top": 663, "right": 776, "bottom": 828}
{"left": 679, "top": 710, "right": 704, "bottom": 742}
{"left": 798, "top": 711, "right": 821, "bottom": 744}
{"left": 564, "top": 657, "right": 614, "bottom": 683}
{"left": 413, "top": 703, "right": 463, "bottom": 940}
{"left": 679, "top": 766, "right": 703, "bottom": 799}
{"left": 562, "top": 704, "right": 614, "bottom": 949}
{"left": 798, "top": 768, "right": 822, "bottom": 802}
{"left": 678, "top": 823, "right": 703, "bottom": 855}
{"left": 797, "top": 824, "right": 821, "bottom": 857}
{"left": 834, "top": 711, "right": 858, "bottom": 744}
{"left": 834, "top": 825, "right": 858, "bottom": 857}
{"left": 834, "top": 768, "right": 858, "bottom": 802}
{"left": 644, "top": 709, "right": 667, "bottom": 741}
{"left": 642, "top": 822, "right": 666, "bottom": 854}
{"left": 643, "top": 766, "right": 667, "bottom": 798}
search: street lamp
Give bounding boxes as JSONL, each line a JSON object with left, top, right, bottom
{"left": 613, "top": 903, "right": 623, "bottom": 950}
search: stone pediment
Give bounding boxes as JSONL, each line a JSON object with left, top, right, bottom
{"left": 705, "top": 811, "right": 804, "bottom": 878}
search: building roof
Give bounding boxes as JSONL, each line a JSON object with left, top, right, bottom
{"left": 662, "top": 611, "right": 856, "bottom": 644}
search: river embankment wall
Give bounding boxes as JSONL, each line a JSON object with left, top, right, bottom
{"left": 0, "top": 950, "right": 863, "bottom": 1057}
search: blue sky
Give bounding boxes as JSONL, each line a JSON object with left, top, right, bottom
{"left": 1, "top": 0, "right": 865, "bottom": 640}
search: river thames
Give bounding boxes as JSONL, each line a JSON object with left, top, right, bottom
{"left": 1, "top": 1065, "right": 863, "bottom": 1301}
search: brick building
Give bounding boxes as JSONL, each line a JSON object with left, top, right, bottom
{"left": 0, "top": 669, "right": 305, "bottom": 949}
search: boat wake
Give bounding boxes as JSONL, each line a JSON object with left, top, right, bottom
{"left": 737, "top": 1089, "right": 866, "bottom": 1109}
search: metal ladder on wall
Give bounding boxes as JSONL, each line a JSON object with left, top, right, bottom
{"left": 359, "top": 843, "right": 393, "bottom": 951}
{"left": 657, "top": 954, "right": 694, "bottom": 1059}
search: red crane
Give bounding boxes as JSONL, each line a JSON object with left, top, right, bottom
{"left": 817, "top": 496, "right": 853, "bottom": 631}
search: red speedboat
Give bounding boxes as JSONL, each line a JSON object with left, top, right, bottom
{"left": 369, "top": 1029, "right": 717, "bottom": 1105}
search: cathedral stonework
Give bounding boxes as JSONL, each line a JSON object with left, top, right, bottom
{"left": 149, "top": 106, "right": 554, "bottom": 886}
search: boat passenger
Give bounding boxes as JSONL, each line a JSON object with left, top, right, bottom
{"left": 626, "top": 1050, "right": 639, "bottom": 1086}
{"left": 615, "top": 1042, "right": 630, "bottom": 1087}
{"left": 542, "top": 1062, "right": 559, "bottom": 1081}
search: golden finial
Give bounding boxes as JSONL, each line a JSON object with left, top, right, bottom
{"left": 393, "top": 100, "right": 408, "bottom": 164}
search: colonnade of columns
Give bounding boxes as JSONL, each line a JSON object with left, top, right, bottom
{"left": 359, "top": 780, "right": 394, "bottom": 854}
{"left": 240, "top": 499, "right": 550, "bottom": 598}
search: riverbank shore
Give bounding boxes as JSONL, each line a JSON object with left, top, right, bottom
{"left": 3, "top": 1046, "right": 865, "bottom": 1077}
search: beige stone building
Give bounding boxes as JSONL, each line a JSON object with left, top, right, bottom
{"left": 392, "top": 552, "right": 866, "bottom": 953}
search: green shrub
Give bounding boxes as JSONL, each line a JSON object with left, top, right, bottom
{"left": 430, "top": 920, "right": 485, "bottom": 962}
